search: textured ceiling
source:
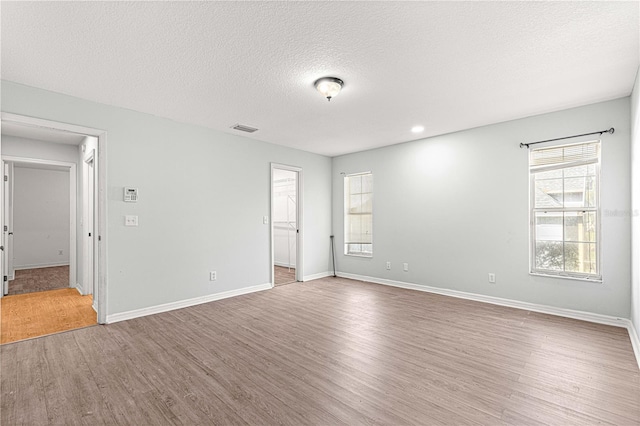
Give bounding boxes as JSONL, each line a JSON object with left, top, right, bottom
{"left": 2, "top": 2, "right": 639, "bottom": 157}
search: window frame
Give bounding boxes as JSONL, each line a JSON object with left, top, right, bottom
{"left": 529, "top": 141, "right": 602, "bottom": 281}
{"left": 344, "top": 171, "right": 373, "bottom": 258}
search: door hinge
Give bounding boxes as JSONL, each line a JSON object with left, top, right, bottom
{"left": 3, "top": 175, "right": 7, "bottom": 182}
{"left": 98, "top": 235, "right": 101, "bottom": 241}
{"left": 3, "top": 276, "right": 7, "bottom": 282}
{"left": 89, "top": 232, "right": 92, "bottom": 237}
{"left": 3, "top": 226, "right": 7, "bottom": 232}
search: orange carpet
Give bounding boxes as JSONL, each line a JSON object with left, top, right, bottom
{"left": 1, "top": 288, "right": 97, "bottom": 344}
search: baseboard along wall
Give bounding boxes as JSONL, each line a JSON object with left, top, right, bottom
{"left": 14, "top": 262, "right": 70, "bottom": 270}
{"left": 337, "top": 271, "right": 640, "bottom": 370}
{"left": 104, "top": 270, "right": 640, "bottom": 370}
{"left": 106, "top": 283, "right": 272, "bottom": 324}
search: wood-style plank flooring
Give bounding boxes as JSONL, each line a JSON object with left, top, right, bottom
{"left": 2, "top": 276, "right": 639, "bottom": 425}
{"left": 274, "top": 265, "right": 296, "bottom": 286}
{"left": 8, "top": 266, "right": 70, "bottom": 295}
{"left": 1, "top": 288, "right": 96, "bottom": 344}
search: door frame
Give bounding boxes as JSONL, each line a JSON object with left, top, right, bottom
{"left": 1, "top": 112, "right": 108, "bottom": 324}
{"left": 82, "top": 149, "right": 97, "bottom": 301}
{"left": 270, "top": 163, "right": 303, "bottom": 286}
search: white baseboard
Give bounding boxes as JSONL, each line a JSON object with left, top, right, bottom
{"left": 14, "top": 262, "right": 70, "bottom": 270}
{"left": 74, "top": 284, "right": 84, "bottom": 296}
{"left": 274, "top": 261, "right": 296, "bottom": 268}
{"left": 303, "top": 271, "right": 333, "bottom": 282}
{"left": 337, "top": 272, "right": 629, "bottom": 327}
{"left": 337, "top": 272, "right": 639, "bottom": 369}
{"left": 628, "top": 321, "right": 640, "bottom": 370}
{"left": 105, "top": 283, "right": 272, "bottom": 324}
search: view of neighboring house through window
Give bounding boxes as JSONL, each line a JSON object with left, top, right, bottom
{"left": 344, "top": 172, "right": 373, "bottom": 257}
{"left": 530, "top": 141, "right": 600, "bottom": 279}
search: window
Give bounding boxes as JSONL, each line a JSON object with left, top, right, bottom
{"left": 530, "top": 141, "right": 600, "bottom": 279}
{"left": 344, "top": 172, "right": 373, "bottom": 257}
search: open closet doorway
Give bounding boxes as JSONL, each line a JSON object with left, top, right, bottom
{"left": 271, "top": 163, "right": 303, "bottom": 286}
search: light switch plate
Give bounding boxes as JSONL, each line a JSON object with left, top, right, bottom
{"left": 125, "top": 215, "right": 138, "bottom": 227}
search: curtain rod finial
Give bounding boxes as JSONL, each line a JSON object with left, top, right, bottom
{"left": 608, "top": 128, "right": 615, "bottom": 134}
{"left": 519, "top": 143, "right": 528, "bottom": 149}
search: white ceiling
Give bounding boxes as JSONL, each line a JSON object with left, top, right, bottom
{"left": 2, "top": 2, "right": 638, "bottom": 157}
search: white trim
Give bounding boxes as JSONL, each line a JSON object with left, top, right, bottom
{"left": 1, "top": 113, "right": 108, "bottom": 324}
{"left": 14, "top": 262, "right": 70, "bottom": 270}
{"left": 337, "top": 272, "right": 629, "bottom": 328}
{"left": 302, "top": 271, "right": 333, "bottom": 282}
{"left": 628, "top": 321, "right": 640, "bottom": 370}
{"left": 105, "top": 283, "right": 272, "bottom": 324}
{"left": 274, "top": 261, "right": 296, "bottom": 268}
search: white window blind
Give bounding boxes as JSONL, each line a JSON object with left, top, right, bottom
{"left": 530, "top": 142, "right": 600, "bottom": 170}
{"left": 344, "top": 172, "right": 372, "bottom": 257}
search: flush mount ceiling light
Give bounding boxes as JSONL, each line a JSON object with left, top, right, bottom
{"left": 314, "top": 77, "right": 343, "bottom": 102}
{"left": 411, "top": 125, "right": 425, "bottom": 133}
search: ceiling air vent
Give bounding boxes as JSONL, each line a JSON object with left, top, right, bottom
{"left": 231, "top": 124, "right": 259, "bottom": 133}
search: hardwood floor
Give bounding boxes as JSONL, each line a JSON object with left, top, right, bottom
{"left": 1, "top": 288, "right": 97, "bottom": 344}
{"left": 2, "top": 276, "right": 638, "bottom": 425}
{"left": 8, "top": 266, "right": 69, "bottom": 295}
{"left": 274, "top": 265, "right": 296, "bottom": 286}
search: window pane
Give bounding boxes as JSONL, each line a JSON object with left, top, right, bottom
{"left": 564, "top": 178, "right": 587, "bottom": 207}
{"left": 534, "top": 178, "right": 563, "bottom": 208}
{"left": 564, "top": 242, "right": 597, "bottom": 274}
{"left": 536, "top": 169, "right": 563, "bottom": 179}
{"left": 350, "top": 175, "right": 362, "bottom": 194}
{"left": 535, "top": 241, "right": 563, "bottom": 271}
{"left": 349, "top": 195, "right": 361, "bottom": 213}
{"left": 361, "top": 193, "right": 372, "bottom": 213}
{"left": 535, "top": 212, "right": 562, "bottom": 241}
{"left": 565, "top": 212, "right": 596, "bottom": 243}
{"left": 362, "top": 174, "right": 373, "bottom": 193}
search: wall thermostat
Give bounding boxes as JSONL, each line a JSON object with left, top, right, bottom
{"left": 124, "top": 187, "right": 138, "bottom": 202}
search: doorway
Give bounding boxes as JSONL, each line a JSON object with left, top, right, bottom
{"left": 271, "top": 163, "right": 303, "bottom": 286}
{"left": 2, "top": 158, "right": 75, "bottom": 296}
{"left": 0, "top": 113, "right": 107, "bottom": 327}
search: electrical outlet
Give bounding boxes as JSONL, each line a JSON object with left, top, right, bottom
{"left": 403, "top": 263, "right": 409, "bottom": 272}
{"left": 210, "top": 271, "right": 217, "bottom": 281}
{"left": 386, "top": 261, "right": 391, "bottom": 270}
{"left": 488, "top": 273, "right": 496, "bottom": 283}
{"left": 263, "top": 216, "right": 269, "bottom": 225}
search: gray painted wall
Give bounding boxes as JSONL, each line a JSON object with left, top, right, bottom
{"left": 13, "top": 166, "right": 70, "bottom": 269}
{"left": 332, "top": 97, "right": 631, "bottom": 318}
{"left": 1, "top": 81, "right": 332, "bottom": 315}
{"left": 631, "top": 67, "right": 640, "bottom": 338}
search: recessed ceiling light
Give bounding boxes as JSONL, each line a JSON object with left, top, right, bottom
{"left": 411, "top": 125, "right": 424, "bottom": 133}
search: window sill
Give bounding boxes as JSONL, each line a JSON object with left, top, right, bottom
{"left": 529, "top": 272, "right": 602, "bottom": 283}
{"left": 345, "top": 253, "right": 373, "bottom": 259}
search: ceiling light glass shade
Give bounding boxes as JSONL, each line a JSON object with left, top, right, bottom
{"left": 315, "top": 77, "right": 343, "bottom": 101}
{"left": 411, "top": 125, "right": 425, "bottom": 133}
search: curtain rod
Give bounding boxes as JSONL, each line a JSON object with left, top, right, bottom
{"left": 519, "top": 128, "right": 614, "bottom": 149}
